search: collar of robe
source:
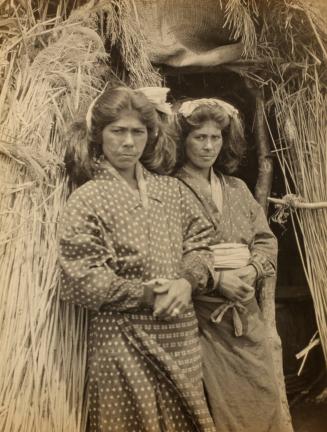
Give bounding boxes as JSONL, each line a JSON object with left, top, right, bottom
{"left": 93, "top": 160, "right": 166, "bottom": 209}
{"left": 181, "top": 166, "right": 224, "bottom": 214}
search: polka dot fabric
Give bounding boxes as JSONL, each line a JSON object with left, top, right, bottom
{"left": 58, "top": 162, "right": 216, "bottom": 432}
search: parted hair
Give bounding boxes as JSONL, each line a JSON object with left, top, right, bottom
{"left": 175, "top": 103, "right": 246, "bottom": 174}
{"left": 65, "top": 86, "right": 176, "bottom": 185}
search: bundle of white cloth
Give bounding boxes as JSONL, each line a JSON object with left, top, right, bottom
{"left": 210, "top": 243, "right": 250, "bottom": 269}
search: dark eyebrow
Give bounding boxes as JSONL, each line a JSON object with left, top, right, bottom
{"left": 109, "top": 125, "right": 146, "bottom": 131}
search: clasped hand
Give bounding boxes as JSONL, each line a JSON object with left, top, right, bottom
{"left": 145, "top": 278, "right": 192, "bottom": 319}
{"left": 218, "top": 265, "right": 257, "bottom": 303}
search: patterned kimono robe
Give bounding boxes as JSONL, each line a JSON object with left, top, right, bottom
{"left": 58, "top": 162, "right": 216, "bottom": 432}
{"left": 176, "top": 168, "right": 282, "bottom": 432}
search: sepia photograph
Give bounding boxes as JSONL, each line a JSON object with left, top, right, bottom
{"left": 0, "top": 1, "right": 326, "bottom": 431}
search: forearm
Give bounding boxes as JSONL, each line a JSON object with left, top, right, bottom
{"left": 180, "top": 251, "right": 216, "bottom": 295}
{"left": 250, "top": 251, "right": 276, "bottom": 279}
{"left": 60, "top": 265, "right": 150, "bottom": 312}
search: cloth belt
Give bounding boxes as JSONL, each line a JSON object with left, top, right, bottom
{"left": 195, "top": 243, "right": 252, "bottom": 336}
{"left": 195, "top": 295, "right": 250, "bottom": 337}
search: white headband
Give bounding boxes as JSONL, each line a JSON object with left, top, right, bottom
{"left": 86, "top": 86, "right": 172, "bottom": 132}
{"left": 137, "top": 87, "right": 172, "bottom": 115}
{"left": 178, "top": 98, "right": 239, "bottom": 119}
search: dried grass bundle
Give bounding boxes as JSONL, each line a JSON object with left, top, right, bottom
{"left": 270, "top": 81, "right": 327, "bottom": 364}
{"left": 0, "top": 11, "right": 108, "bottom": 431}
{"left": 223, "top": 0, "right": 258, "bottom": 57}
{"left": 69, "top": 0, "right": 162, "bottom": 87}
{"left": 0, "top": 1, "right": 165, "bottom": 429}
{"left": 224, "top": 0, "right": 327, "bottom": 365}
{"left": 246, "top": 0, "right": 327, "bottom": 365}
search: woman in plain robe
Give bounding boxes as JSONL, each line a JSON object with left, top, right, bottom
{"left": 174, "top": 99, "right": 282, "bottom": 432}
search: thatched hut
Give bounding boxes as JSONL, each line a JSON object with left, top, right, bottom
{"left": 0, "top": 0, "right": 326, "bottom": 431}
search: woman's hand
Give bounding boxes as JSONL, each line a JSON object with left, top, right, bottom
{"left": 233, "top": 265, "right": 258, "bottom": 287}
{"left": 218, "top": 270, "right": 255, "bottom": 302}
{"left": 153, "top": 278, "right": 192, "bottom": 319}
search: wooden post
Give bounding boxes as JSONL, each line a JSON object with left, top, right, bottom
{"left": 247, "top": 81, "right": 294, "bottom": 432}
{"left": 252, "top": 92, "right": 274, "bottom": 212}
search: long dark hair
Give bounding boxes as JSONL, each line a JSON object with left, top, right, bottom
{"left": 65, "top": 86, "right": 176, "bottom": 185}
{"left": 175, "top": 102, "right": 246, "bottom": 174}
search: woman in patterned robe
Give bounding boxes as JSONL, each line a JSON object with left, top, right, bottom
{"left": 174, "top": 99, "right": 282, "bottom": 432}
{"left": 58, "top": 86, "right": 217, "bottom": 432}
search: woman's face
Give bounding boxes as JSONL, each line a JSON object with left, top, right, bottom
{"left": 102, "top": 110, "right": 148, "bottom": 171}
{"left": 185, "top": 120, "right": 223, "bottom": 170}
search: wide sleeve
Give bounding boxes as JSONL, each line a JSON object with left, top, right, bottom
{"left": 178, "top": 181, "right": 216, "bottom": 294}
{"left": 58, "top": 186, "right": 150, "bottom": 312}
{"left": 241, "top": 181, "right": 278, "bottom": 279}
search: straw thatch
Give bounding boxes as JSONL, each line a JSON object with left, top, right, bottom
{"left": 214, "top": 0, "right": 327, "bottom": 365}
{"left": 255, "top": 1, "right": 327, "bottom": 365}
{"left": 0, "top": 17, "right": 102, "bottom": 432}
{"left": 0, "top": 1, "right": 160, "bottom": 431}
